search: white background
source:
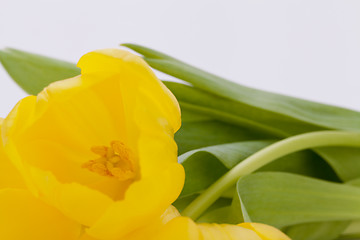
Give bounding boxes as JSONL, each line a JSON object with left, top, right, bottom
{"left": 1, "top": 0, "right": 359, "bottom": 117}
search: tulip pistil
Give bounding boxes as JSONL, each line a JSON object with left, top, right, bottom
{"left": 82, "top": 141, "right": 136, "bottom": 181}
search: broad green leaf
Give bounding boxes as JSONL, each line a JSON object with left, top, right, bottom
{"left": 180, "top": 151, "right": 228, "bottom": 198}
{"left": 166, "top": 81, "right": 360, "bottom": 183}
{"left": 197, "top": 206, "right": 232, "bottom": 223}
{"left": 174, "top": 195, "right": 232, "bottom": 223}
{"left": 337, "top": 234, "right": 360, "bottom": 240}
{"left": 236, "top": 172, "right": 360, "bottom": 228}
{"left": 179, "top": 140, "right": 275, "bottom": 170}
{"left": 315, "top": 147, "right": 360, "bottom": 181}
{"left": 195, "top": 186, "right": 247, "bottom": 224}
{"left": 173, "top": 195, "right": 197, "bottom": 213}
{"left": 164, "top": 81, "right": 323, "bottom": 137}
{"left": 339, "top": 221, "right": 360, "bottom": 240}
{"left": 175, "top": 120, "right": 272, "bottom": 155}
{"left": 347, "top": 178, "right": 360, "bottom": 187}
{"left": 284, "top": 221, "right": 350, "bottom": 240}
{"left": 230, "top": 190, "right": 249, "bottom": 223}
{"left": 0, "top": 48, "right": 80, "bottom": 94}
{"left": 163, "top": 82, "right": 360, "bottom": 181}
{"left": 124, "top": 43, "right": 360, "bottom": 132}
{"left": 179, "top": 141, "right": 338, "bottom": 198}
{"left": 180, "top": 108, "right": 212, "bottom": 122}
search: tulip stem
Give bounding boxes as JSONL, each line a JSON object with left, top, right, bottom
{"left": 181, "top": 131, "right": 360, "bottom": 220}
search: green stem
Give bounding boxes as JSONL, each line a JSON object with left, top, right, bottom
{"left": 181, "top": 130, "right": 360, "bottom": 220}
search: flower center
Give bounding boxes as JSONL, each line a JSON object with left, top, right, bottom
{"left": 82, "top": 141, "right": 136, "bottom": 181}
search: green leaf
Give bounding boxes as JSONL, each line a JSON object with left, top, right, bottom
{"left": 176, "top": 196, "right": 232, "bottom": 223}
{"left": 175, "top": 120, "right": 272, "bottom": 155}
{"left": 163, "top": 81, "right": 323, "bottom": 137}
{"left": 339, "top": 221, "right": 360, "bottom": 240}
{"left": 236, "top": 172, "right": 360, "bottom": 229}
{"left": 165, "top": 81, "right": 360, "bottom": 183}
{"left": 0, "top": 48, "right": 80, "bottom": 95}
{"left": 315, "top": 147, "right": 360, "bottom": 181}
{"left": 197, "top": 206, "right": 233, "bottom": 223}
{"left": 123, "top": 44, "right": 360, "bottom": 132}
{"left": 180, "top": 108, "right": 212, "bottom": 122}
{"left": 346, "top": 178, "right": 360, "bottom": 187}
{"left": 173, "top": 195, "right": 198, "bottom": 213}
{"left": 180, "top": 151, "right": 229, "bottom": 198}
{"left": 284, "top": 221, "right": 350, "bottom": 240}
{"left": 179, "top": 141, "right": 338, "bottom": 198}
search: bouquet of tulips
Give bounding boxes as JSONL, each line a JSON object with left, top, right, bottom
{"left": 0, "top": 45, "right": 359, "bottom": 240}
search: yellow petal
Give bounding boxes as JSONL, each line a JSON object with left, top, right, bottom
{"left": 198, "top": 223, "right": 231, "bottom": 240}
{"left": 238, "top": 223, "right": 291, "bottom": 240}
{"left": 154, "top": 217, "right": 290, "bottom": 240}
{"left": 77, "top": 49, "right": 180, "bottom": 133}
{"left": 160, "top": 204, "right": 181, "bottom": 224}
{"left": 116, "top": 205, "right": 181, "bottom": 240}
{"left": 221, "top": 224, "right": 262, "bottom": 240}
{"left": 1, "top": 97, "right": 37, "bottom": 191}
{"left": 0, "top": 189, "right": 81, "bottom": 240}
{"left": 197, "top": 223, "right": 262, "bottom": 240}
{"left": 28, "top": 166, "right": 114, "bottom": 227}
{"left": 87, "top": 163, "right": 184, "bottom": 240}
{"left": 155, "top": 217, "right": 201, "bottom": 240}
{"left": 0, "top": 118, "right": 25, "bottom": 189}
{"left": 79, "top": 234, "right": 98, "bottom": 240}
{"left": 80, "top": 205, "right": 180, "bottom": 240}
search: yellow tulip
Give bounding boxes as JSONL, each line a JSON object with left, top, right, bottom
{"left": 154, "top": 216, "right": 291, "bottom": 240}
{"left": 1, "top": 49, "right": 184, "bottom": 240}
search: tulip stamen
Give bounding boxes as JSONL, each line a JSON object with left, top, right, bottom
{"left": 82, "top": 141, "right": 136, "bottom": 181}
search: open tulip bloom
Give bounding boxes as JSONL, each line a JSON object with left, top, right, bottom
{"left": 0, "top": 49, "right": 290, "bottom": 239}
{"left": 1, "top": 47, "right": 360, "bottom": 240}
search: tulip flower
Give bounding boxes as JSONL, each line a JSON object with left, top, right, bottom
{"left": 0, "top": 48, "right": 291, "bottom": 240}
{"left": 1, "top": 49, "right": 184, "bottom": 240}
{"left": 154, "top": 216, "right": 291, "bottom": 240}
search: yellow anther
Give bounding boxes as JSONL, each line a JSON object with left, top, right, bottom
{"left": 90, "top": 146, "right": 108, "bottom": 157}
{"left": 109, "top": 156, "right": 120, "bottom": 164}
{"left": 82, "top": 141, "right": 136, "bottom": 181}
